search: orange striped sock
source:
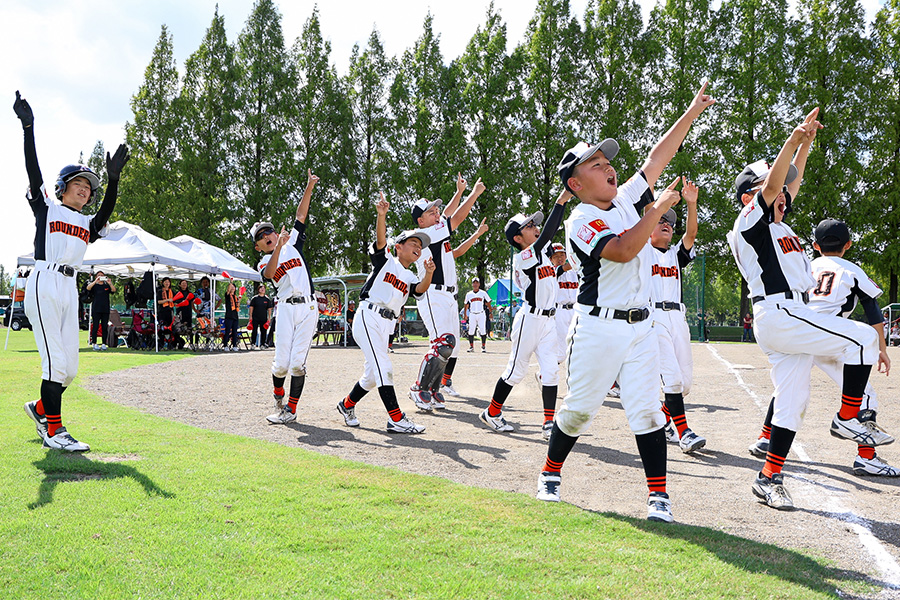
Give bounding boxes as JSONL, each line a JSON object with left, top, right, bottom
{"left": 762, "top": 451, "right": 786, "bottom": 478}
{"left": 344, "top": 395, "right": 358, "bottom": 409}
{"left": 273, "top": 386, "right": 285, "bottom": 397}
{"left": 647, "top": 475, "right": 666, "bottom": 494}
{"left": 760, "top": 424, "right": 771, "bottom": 440}
{"left": 671, "top": 414, "right": 688, "bottom": 437}
{"left": 441, "top": 374, "right": 451, "bottom": 386}
{"left": 543, "top": 458, "right": 564, "bottom": 473}
{"left": 388, "top": 408, "right": 403, "bottom": 422}
{"left": 287, "top": 397, "right": 299, "bottom": 413}
{"left": 838, "top": 394, "right": 863, "bottom": 420}
{"left": 661, "top": 405, "right": 671, "bottom": 419}
{"left": 35, "top": 399, "right": 45, "bottom": 416}
{"left": 543, "top": 408, "right": 555, "bottom": 422}
{"left": 488, "top": 399, "right": 503, "bottom": 417}
{"left": 858, "top": 445, "right": 875, "bottom": 460}
{"left": 46, "top": 414, "right": 62, "bottom": 437}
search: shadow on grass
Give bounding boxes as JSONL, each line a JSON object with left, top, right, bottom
{"left": 29, "top": 452, "right": 174, "bottom": 510}
{"left": 603, "top": 511, "right": 887, "bottom": 598}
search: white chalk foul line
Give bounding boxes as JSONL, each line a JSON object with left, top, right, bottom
{"left": 706, "top": 344, "right": 900, "bottom": 588}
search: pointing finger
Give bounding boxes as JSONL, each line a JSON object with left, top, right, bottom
{"left": 666, "top": 175, "right": 680, "bottom": 190}
{"left": 804, "top": 107, "right": 819, "bottom": 124}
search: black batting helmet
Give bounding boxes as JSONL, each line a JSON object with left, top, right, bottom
{"left": 55, "top": 164, "right": 101, "bottom": 205}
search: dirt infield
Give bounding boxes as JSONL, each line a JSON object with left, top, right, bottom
{"left": 86, "top": 340, "right": 900, "bottom": 594}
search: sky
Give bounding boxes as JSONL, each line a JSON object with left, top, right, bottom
{"left": 0, "top": 0, "right": 887, "bottom": 279}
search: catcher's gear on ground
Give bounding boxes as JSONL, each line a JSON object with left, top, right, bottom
{"left": 415, "top": 334, "right": 455, "bottom": 391}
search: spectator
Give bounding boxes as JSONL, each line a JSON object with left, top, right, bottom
{"left": 346, "top": 300, "right": 356, "bottom": 346}
{"left": 222, "top": 282, "right": 242, "bottom": 351}
{"left": 87, "top": 271, "right": 115, "bottom": 350}
{"left": 742, "top": 312, "right": 753, "bottom": 342}
{"left": 248, "top": 284, "right": 273, "bottom": 348}
{"left": 173, "top": 279, "right": 200, "bottom": 338}
{"left": 157, "top": 277, "right": 174, "bottom": 328}
{"left": 891, "top": 323, "right": 900, "bottom": 347}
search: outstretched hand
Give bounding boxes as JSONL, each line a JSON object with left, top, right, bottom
{"left": 655, "top": 176, "right": 682, "bottom": 211}
{"left": 477, "top": 217, "right": 488, "bottom": 235}
{"left": 13, "top": 91, "right": 34, "bottom": 128}
{"left": 376, "top": 191, "right": 389, "bottom": 215}
{"left": 790, "top": 107, "right": 823, "bottom": 146}
{"left": 471, "top": 177, "right": 486, "bottom": 196}
{"left": 681, "top": 177, "right": 699, "bottom": 204}
{"left": 106, "top": 143, "right": 130, "bottom": 182}
{"left": 276, "top": 226, "right": 290, "bottom": 248}
{"left": 307, "top": 169, "right": 319, "bottom": 188}
{"left": 456, "top": 172, "right": 466, "bottom": 193}
{"left": 423, "top": 257, "right": 436, "bottom": 274}
{"left": 689, "top": 81, "right": 716, "bottom": 116}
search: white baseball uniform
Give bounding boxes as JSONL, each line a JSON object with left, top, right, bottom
{"left": 415, "top": 216, "right": 460, "bottom": 356}
{"left": 650, "top": 241, "right": 694, "bottom": 395}
{"left": 500, "top": 203, "right": 567, "bottom": 387}
{"left": 808, "top": 255, "right": 884, "bottom": 412}
{"left": 555, "top": 267, "right": 578, "bottom": 363}
{"left": 354, "top": 244, "right": 424, "bottom": 390}
{"left": 465, "top": 289, "right": 491, "bottom": 336}
{"left": 558, "top": 172, "right": 662, "bottom": 436}
{"left": 26, "top": 183, "right": 109, "bottom": 386}
{"left": 728, "top": 193, "right": 879, "bottom": 431}
{"left": 258, "top": 220, "right": 317, "bottom": 378}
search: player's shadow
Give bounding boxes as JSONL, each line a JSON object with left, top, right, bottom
{"left": 29, "top": 452, "right": 174, "bottom": 510}
{"left": 377, "top": 433, "right": 512, "bottom": 470}
{"left": 600, "top": 511, "right": 882, "bottom": 597}
{"left": 290, "top": 422, "right": 396, "bottom": 452}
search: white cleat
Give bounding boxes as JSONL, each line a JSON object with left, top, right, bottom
{"left": 679, "top": 429, "right": 706, "bottom": 454}
{"left": 410, "top": 389, "right": 433, "bottom": 412}
{"left": 24, "top": 401, "right": 48, "bottom": 439}
{"left": 42, "top": 427, "right": 90, "bottom": 452}
{"left": 336, "top": 402, "right": 360, "bottom": 427}
{"left": 830, "top": 414, "right": 894, "bottom": 446}
{"left": 647, "top": 492, "right": 673, "bottom": 522}
{"left": 664, "top": 421, "right": 679, "bottom": 443}
{"left": 479, "top": 409, "right": 515, "bottom": 432}
{"left": 541, "top": 420, "right": 554, "bottom": 441}
{"left": 752, "top": 472, "right": 795, "bottom": 510}
{"left": 266, "top": 408, "right": 297, "bottom": 424}
{"left": 852, "top": 454, "right": 900, "bottom": 477}
{"left": 386, "top": 413, "right": 425, "bottom": 434}
{"left": 441, "top": 383, "right": 460, "bottom": 397}
{"left": 748, "top": 437, "right": 770, "bottom": 457}
{"left": 536, "top": 471, "right": 561, "bottom": 502}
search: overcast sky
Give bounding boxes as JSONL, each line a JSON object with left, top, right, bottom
{"left": 0, "top": 0, "right": 886, "bottom": 278}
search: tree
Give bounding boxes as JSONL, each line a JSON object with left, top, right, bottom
{"left": 118, "top": 25, "right": 181, "bottom": 238}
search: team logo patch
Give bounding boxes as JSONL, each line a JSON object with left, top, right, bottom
{"left": 521, "top": 248, "right": 533, "bottom": 260}
{"left": 588, "top": 219, "right": 610, "bottom": 233}
{"left": 577, "top": 225, "right": 596, "bottom": 245}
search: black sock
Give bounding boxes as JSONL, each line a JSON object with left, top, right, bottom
{"left": 842, "top": 364, "right": 872, "bottom": 400}
{"left": 635, "top": 427, "right": 667, "bottom": 484}
{"left": 481, "top": 335, "right": 487, "bottom": 346}
{"left": 663, "top": 393, "right": 685, "bottom": 419}
{"left": 468, "top": 334, "right": 475, "bottom": 346}
{"left": 272, "top": 375, "right": 286, "bottom": 390}
{"left": 348, "top": 382, "right": 368, "bottom": 404}
{"left": 377, "top": 386, "right": 400, "bottom": 413}
{"left": 40, "top": 380, "right": 64, "bottom": 416}
{"left": 542, "top": 385, "right": 557, "bottom": 415}
{"left": 444, "top": 357, "right": 457, "bottom": 377}
{"left": 289, "top": 375, "right": 305, "bottom": 399}
{"left": 763, "top": 397, "right": 774, "bottom": 429}
{"left": 491, "top": 379, "right": 514, "bottom": 407}
{"left": 546, "top": 423, "right": 579, "bottom": 468}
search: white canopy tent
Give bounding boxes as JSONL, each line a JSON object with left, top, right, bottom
{"left": 168, "top": 235, "right": 262, "bottom": 283}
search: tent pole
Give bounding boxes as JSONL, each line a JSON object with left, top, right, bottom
{"left": 153, "top": 264, "right": 158, "bottom": 352}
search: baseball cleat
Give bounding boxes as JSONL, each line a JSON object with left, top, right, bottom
{"left": 441, "top": 383, "right": 460, "bottom": 397}
{"left": 647, "top": 492, "right": 673, "bottom": 522}
{"left": 536, "top": 471, "right": 561, "bottom": 502}
{"left": 430, "top": 390, "right": 447, "bottom": 410}
{"left": 273, "top": 392, "right": 285, "bottom": 410}
{"left": 266, "top": 408, "right": 297, "bottom": 424}
{"left": 607, "top": 384, "right": 620, "bottom": 399}
{"left": 541, "top": 420, "right": 554, "bottom": 441}
{"left": 386, "top": 413, "right": 425, "bottom": 434}
{"left": 42, "top": 427, "right": 90, "bottom": 452}
{"left": 482, "top": 347, "right": 486, "bottom": 353}
{"left": 410, "top": 389, "right": 433, "bottom": 412}
{"left": 479, "top": 409, "right": 515, "bottom": 433}
{"left": 24, "top": 401, "right": 48, "bottom": 439}
{"left": 830, "top": 414, "right": 894, "bottom": 446}
{"left": 467, "top": 347, "right": 474, "bottom": 353}
{"left": 852, "top": 454, "right": 900, "bottom": 477}
{"left": 679, "top": 429, "right": 706, "bottom": 454}
{"left": 664, "top": 421, "right": 679, "bottom": 443}
{"left": 336, "top": 401, "right": 359, "bottom": 427}
{"left": 752, "top": 472, "right": 795, "bottom": 510}
{"left": 748, "top": 437, "right": 770, "bottom": 457}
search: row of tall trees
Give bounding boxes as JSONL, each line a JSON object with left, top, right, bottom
{"left": 89, "top": 0, "right": 900, "bottom": 318}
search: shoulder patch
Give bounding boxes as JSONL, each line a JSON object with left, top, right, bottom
{"left": 589, "top": 219, "right": 609, "bottom": 233}
{"left": 521, "top": 248, "right": 533, "bottom": 260}
{"left": 577, "top": 225, "right": 596, "bottom": 245}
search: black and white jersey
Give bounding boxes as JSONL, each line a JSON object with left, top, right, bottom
{"left": 415, "top": 216, "right": 456, "bottom": 288}
{"left": 555, "top": 268, "right": 578, "bottom": 305}
{"left": 650, "top": 241, "right": 694, "bottom": 304}
{"left": 28, "top": 183, "right": 107, "bottom": 267}
{"left": 565, "top": 172, "right": 654, "bottom": 309}
{"left": 727, "top": 192, "right": 815, "bottom": 298}
{"left": 515, "top": 203, "right": 566, "bottom": 311}
{"left": 809, "top": 256, "right": 882, "bottom": 318}
{"left": 464, "top": 290, "right": 491, "bottom": 314}
{"left": 359, "top": 244, "right": 423, "bottom": 314}
{"left": 258, "top": 220, "right": 315, "bottom": 300}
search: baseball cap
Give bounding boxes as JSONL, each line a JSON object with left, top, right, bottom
{"left": 504, "top": 211, "right": 544, "bottom": 247}
{"left": 814, "top": 219, "right": 850, "bottom": 247}
{"left": 558, "top": 139, "right": 620, "bottom": 193}
{"left": 550, "top": 242, "right": 566, "bottom": 255}
{"left": 250, "top": 221, "right": 275, "bottom": 241}
{"left": 411, "top": 198, "right": 442, "bottom": 226}
{"left": 392, "top": 229, "right": 431, "bottom": 247}
{"left": 734, "top": 160, "right": 799, "bottom": 202}
{"left": 660, "top": 209, "right": 676, "bottom": 227}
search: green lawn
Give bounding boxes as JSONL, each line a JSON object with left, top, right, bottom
{"left": 0, "top": 329, "right": 871, "bottom": 599}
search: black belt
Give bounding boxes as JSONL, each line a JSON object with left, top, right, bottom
{"left": 588, "top": 306, "right": 650, "bottom": 323}
{"left": 751, "top": 291, "right": 809, "bottom": 305}
{"left": 654, "top": 301, "right": 682, "bottom": 311}
{"left": 364, "top": 302, "right": 396, "bottom": 320}
{"left": 558, "top": 302, "right": 575, "bottom": 310}
{"left": 433, "top": 284, "right": 456, "bottom": 293}
{"left": 44, "top": 264, "right": 76, "bottom": 277}
{"left": 284, "top": 295, "right": 312, "bottom": 305}
{"left": 526, "top": 306, "right": 556, "bottom": 317}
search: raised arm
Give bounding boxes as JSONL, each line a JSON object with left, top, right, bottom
{"left": 443, "top": 173, "right": 467, "bottom": 217}
{"left": 91, "top": 143, "right": 129, "bottom": 237}
{"left": 452, "top": 218, "right": 489, "bottom": 258}
{"left": 786, "top": 109, "right": 821, "bottom": 200}
{"left": 262, "top": 227, "right": 291, "bottom": 280}
{"left": 449, "top": 178, "right": 486, "bottom": 230}
{"left": 414, "top": 258, "right": 436, "bottom": 295}
{"left": 601, "top": 177, "right": 681, "bottom": 263}
{"left": 681, "top": 177, "right": 698, "bottom": 250}
{"left": 375, "top": 192, "right": 388, "bottom": 251}
{"left": 13, "top": 91, "right": 43, "bottom": 202}
{"left": 762, "top": 108, "right": 822, "bottom": 206}
{"left": 533, "top": 189, "right": 572, "bottom": 252}
{"left": 296, "top": 169, "right": 319, "bottom": 223}
{"left": 640, "top": 82, "right": 715, "bottom": 188}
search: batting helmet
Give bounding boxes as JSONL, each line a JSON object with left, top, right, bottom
{"left": 55, "top": 165, "right": 101, "bottom": 205}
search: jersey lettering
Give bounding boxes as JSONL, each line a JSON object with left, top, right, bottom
{"left": 776, "top": 235, "right": 803, "bottom": 254}
{"left": 49, "top": 221, "right": 90, "bottom": 243}
{"left": 537, "top": 265, "right": 556, "bottom": 280}
{"left": 470, "top": 297, "right": 483, "bottom": 303}
{"left": 813, "top": 271, "right": 835, "bottom": 296}
{"left": 443, "top": 241, "right": 452, "bottom": 254}
{"left": 651, "top": 264, "right": 679, "bottom": 279}
{"left": 382, "top": 272, "right": 409, "bottom": 295}
{"left": 272, "top": 257, "right": 304, "bottom": 283}
{"left": 558, "top": 281, "right": 578, "bottom": 289}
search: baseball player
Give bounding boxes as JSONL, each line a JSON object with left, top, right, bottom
{"left": 464, "top": 278, "right": 492, "bottom": 353}
{"left": 551, "top": 243, "right": 577, "bottom": 364}
{"left": 409, "top": 174, "right": 485, "bottom": 410}
{"left": 252, "top": 169, "right": 320, "bottom": 425}
{"left": 748, "top": 218, "right": 896, "bottom": 476}
{"left": 480, "top": 190, "right": 571, "bottom": 440}
{"left": 337, "top": 195, "right": 435, "bottom": 433}
{"left": 536, "top": 82, "right": 715, "bottom": 524}
{"left": 17, "top": 91, "right": 130, "bottom": 452}
{"left": 728, "top": 108, "right": 889, "bottom": 511}
{"left": 649, "top": 180, "right": 706, "bottom": 454}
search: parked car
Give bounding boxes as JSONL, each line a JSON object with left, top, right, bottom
{"left": 4, "top": 302, "right": 31, "bottom": 331}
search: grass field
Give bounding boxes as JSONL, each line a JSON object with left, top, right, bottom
{"left": 0, "top": 329, "right": 876, "bottom": 599}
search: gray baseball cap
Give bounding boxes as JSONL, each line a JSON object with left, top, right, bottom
{"left": 392, "top": 229, "right": 431, "bottom": 247}
{"left": 250, "top": 221, "right": 275, "bottom": 241}
{"left": 734, "top": 160, "right": 799, "bottom": 203}
{"left": 558, "top": 140, "right": 620, "bottom": 194}
{"left": 504, "top": 211, "right": 544, "bottom": 247}
{"left": 661, "top": 209, "right": 676, "bottom": 227}
{"left": 411, "top": 198, "right": 442, "bottom": 226}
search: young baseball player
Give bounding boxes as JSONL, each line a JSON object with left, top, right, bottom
{"left": 728, "top": 109, "right": 889, "bottom": 511}
{"left": 464, "top": 278, "right": 492, "bottom": 353}
{"left": 551, "top": 243, "right": 578, "bottom": 364}
{"left": 748, "top": 218, "right": 895, "bottom": 476}
{"left": 409, "top": 174, "right": 485, "bottom": 410}
{"left": 480, "top": 190, "right": 572, "bottom": 440}
{"left": 337, "top": 195, "right": 435, "bottom": 433}
{"left": 649, "top": 180, "right": 706, "bottom": 454}
{"left": 536, "top": 82, "right": 715, "bottom": 523}
{"left": 251, "top": 169, "right": 320, "bottom": 425}
{"left": 17, "top": 91, "right": 130, "bottom": 452}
